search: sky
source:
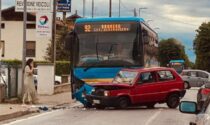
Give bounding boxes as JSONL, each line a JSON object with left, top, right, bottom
{"left": 3, "top": 0, "right": 210, "bottom": 62}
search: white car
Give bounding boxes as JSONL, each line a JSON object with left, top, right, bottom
{"left": 180, "top": 69, "right": 210, "bottom": 89}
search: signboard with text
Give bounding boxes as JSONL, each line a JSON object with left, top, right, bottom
{"left": 36, "top": 13, "right": 52, "bottom": 38}
{"left": 15, "top": 0, "right": 52, "bottom": 12}
{"left": 57, "top": 0, "right": 71, "bottom": 12}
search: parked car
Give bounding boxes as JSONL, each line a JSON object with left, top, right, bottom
{"left": 179, "top": 95, "right": 210, "bottom": 125}
{"left": 181, "top": 70, "right": 210, "bottom": 89}
{"left": 85, "top": 67, "right": 186, "bottom": 109}
{"left": 197, "top": 83, "right": 210, "bottom": 110}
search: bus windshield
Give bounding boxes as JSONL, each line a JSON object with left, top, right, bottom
{"left": 75, "top": 22, "right": 139, "bottom": 67}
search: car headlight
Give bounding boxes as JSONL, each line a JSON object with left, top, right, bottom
{"left": 104, "top": 91, "right": 109, "bottom": 96}
{"left": 91, "top": 88, "right": 95, "bottom": 92}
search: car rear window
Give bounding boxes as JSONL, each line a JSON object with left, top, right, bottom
{"left": 157, "top": 70, "right": 174, "bottom": 81}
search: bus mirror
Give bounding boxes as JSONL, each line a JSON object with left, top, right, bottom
{"left": 64, "top": 32, "right": 74, "bottom": 50}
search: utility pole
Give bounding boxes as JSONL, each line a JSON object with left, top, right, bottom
{"left": 92, "top": 0, "right": 94, "bottom": 18}
{"left": 119, "top": 0, "right": 121, "bottom": 17}
{"left": 83, "top": 0, "right": 86, "bottom": 17}
{"left": 0, "top": 0, "right": 1, "bottom": 51}
{"left": 109, "top": 0, "right": 112, "bottom": 17}
{"left": 139, "top": 7, "right": 147, "bottom": 17}
{"left": 22, "top": 0, "right": 27, "bottom": 94}
{"left": 52, "top": 0, "right": 56, "bottom": 64}
{"left": 134, "top": 8, "right": 137, "bottom": 17}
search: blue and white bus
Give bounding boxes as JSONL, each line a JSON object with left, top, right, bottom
{"left": 65, "top": 17, "right": 159, "bottom": 104}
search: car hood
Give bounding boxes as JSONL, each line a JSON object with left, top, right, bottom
{"left": 91, "top": 82, "right": 133, "bottom": 90}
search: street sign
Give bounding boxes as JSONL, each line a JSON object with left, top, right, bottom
{"left": 57, "top": 0, "right": 71, "bottom": 12}
{"left": 36, "top": 13, "right": 52, "bottom": 38}
{"left": 15, "top": 0, "right": 53, "bottom": 12}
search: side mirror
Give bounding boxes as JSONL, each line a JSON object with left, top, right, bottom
{"left": 64, "top": 31, "right": 75, "bottom": 50}
{"left": 179, "top": 101, "right": 198, "bottom": 114}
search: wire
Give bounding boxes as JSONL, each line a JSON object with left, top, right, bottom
{"left": 144, "top": 11, "right": 198, "bottom": 27}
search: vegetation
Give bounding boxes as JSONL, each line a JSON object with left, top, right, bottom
{"left": 158, "top": 38, "right": 191, "bottom": 67}
{"left": 0, "top": 60, "right": 70, "bottom": 75}
{"left": 45, "top": 26, "right": 70, "bottom": 61}
{"left": 194, "top": 22, "right": 210, "bottom": 72}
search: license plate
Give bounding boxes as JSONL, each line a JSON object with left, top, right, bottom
{"left": 93, "top": 100, "right": 100, "bottom": 104}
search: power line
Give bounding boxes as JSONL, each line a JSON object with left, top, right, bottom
{"left": 144, "top": 11, "right": 198, "bottom": 26}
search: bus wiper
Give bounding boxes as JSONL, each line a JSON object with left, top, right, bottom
{"left": 83, "top": 61, "right": 100, "bottom": 72}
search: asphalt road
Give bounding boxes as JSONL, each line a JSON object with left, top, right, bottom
{"left": 2, "top": 89, "right": 198, "bottom": 125}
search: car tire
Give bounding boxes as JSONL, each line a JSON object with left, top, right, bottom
{"left": 147, "top": 103, "right": 155, "bottom": 109}
{"left": 184, "top": 82, "right": 190, "bottom": 89}
{"left": 166, "top": 94, "right": 180, "bottom": 109}
{"left": 118, "top": 97, "right": 130, "bottom": 109}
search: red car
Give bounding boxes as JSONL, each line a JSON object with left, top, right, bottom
{"left": 86, "top": 67, "right": 186, "bottom": 109}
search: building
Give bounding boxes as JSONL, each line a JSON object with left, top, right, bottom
{"left": 0, "top": 6, "right": 62, "bottom": 61}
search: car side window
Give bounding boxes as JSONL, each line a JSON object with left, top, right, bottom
{"left": 197, "top": 72, "right": 209, "bottom": 79}
{"left": 190, "top": 71, "right": 197, "bottom": 77}
{"left": 157, "top": 70, "right": 174, "bottom": 81}
{"left": 139, "top": 72, "right": 156, "bottom": 84}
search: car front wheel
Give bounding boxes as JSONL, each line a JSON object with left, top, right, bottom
{"left": 118, "top": 97, "right": 130, "bottom": 109}
{"left": 167, "top": 94, "right": 180, "bottom": 109}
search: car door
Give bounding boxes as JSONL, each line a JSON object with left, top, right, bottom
{"left": 131, "top": 71, "right": 161, "bottom": 104}
{"left": 188, "top": 71, "right": 199, "bottom": 87}
{"left": 198, "top": 71, "right": 209, "bottom": 85}
{"left": 156, "top": 70, "right": 177, "bottom": 100}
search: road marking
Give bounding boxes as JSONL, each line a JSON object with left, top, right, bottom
{"left": 144, "top": 109, "right": 162, "bottom": 125}
{"left": 3, "top": 110, "right": 61, "bottom": 125}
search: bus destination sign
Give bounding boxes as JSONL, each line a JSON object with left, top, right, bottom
{"left": 84, "top": 23, "right": 131, "bottom": 32}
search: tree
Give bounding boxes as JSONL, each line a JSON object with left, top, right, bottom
{"left": 194, "top": 22, "right": 210, "bottom": 72}
{"left": 45, "top": 26, "right": 70, "bottom": 61}
{"left": 158, "top": 38, "right": 190, "bottom": 67}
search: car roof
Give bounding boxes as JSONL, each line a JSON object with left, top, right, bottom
{"left": 122, "top": 67, "right": 175, "bottom": 73}
{"left": 182, "top": 69, "right": 210, "bottom": 74}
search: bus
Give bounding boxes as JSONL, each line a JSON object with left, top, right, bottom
{"left": 65, "top": 17, "right": 159, "bottom": 104}
{"left": 169, "top": 60, "right": 185, "bottom": 74}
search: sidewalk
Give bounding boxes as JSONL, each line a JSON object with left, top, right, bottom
{"left": 0, "top": 92, "right": 73, "bottom": 122}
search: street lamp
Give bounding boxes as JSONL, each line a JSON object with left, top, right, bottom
{"left": 139, "top": 7, "right": 147, "bottom": 17}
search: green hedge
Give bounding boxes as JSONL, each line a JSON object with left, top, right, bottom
{"left": 55, "top": 61, "right": 70, "bottom": 76}
{"left": 1, "top": 60, "right": 70, "bottom": 76}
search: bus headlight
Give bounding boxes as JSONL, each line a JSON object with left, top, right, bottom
{"left": 104, "top": 91, "right": 109, "bottom": 96}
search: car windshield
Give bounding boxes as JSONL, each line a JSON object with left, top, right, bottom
{"left": 112, "top": 71, "right": 138, "bottom": 84}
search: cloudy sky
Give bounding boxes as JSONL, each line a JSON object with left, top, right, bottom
{"left": 3, "top": 0, "right": 210, "bottom": 62}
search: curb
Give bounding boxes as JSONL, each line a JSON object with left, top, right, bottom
{"left": 0, "top": 110, "right": 38, "bottom": 122}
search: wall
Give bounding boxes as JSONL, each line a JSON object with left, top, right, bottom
{"left": 1, "top": 21, "right": 51, "bottom": 61}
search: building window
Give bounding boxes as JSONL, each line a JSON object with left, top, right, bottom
{"left": 26, "top": 41, "right": 36, "bottom": 57}
{"left": 26, "top": 24, "right": 36, "bottom": 29}
{"left": 1, "top": 23, "right": 5, "bottom": 29}
{"left": 0, "top": 41, "right": 5, "bottom": 57}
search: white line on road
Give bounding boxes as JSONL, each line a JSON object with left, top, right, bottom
{"left": 144, "top": 109, "right": 162, "bottom": 125}
{"left": 3, "top": 110, "right": 61, "bottom": 125}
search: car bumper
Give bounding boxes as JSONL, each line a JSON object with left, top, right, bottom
{"left": 86, "top": 95, "right": 118, "bottom": 107}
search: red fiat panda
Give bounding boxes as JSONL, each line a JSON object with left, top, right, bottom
{"left": 86, "top": 67, "right": 186, "bottom": 109}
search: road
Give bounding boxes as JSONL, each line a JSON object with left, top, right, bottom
{"left": 2, "top": 89, "right": 198, "bottom": 125}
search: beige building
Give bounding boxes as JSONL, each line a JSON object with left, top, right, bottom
{"left": 0, "top": 6, "right": 52, "bottom": 61}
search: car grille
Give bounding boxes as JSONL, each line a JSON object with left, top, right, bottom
{"left": 91, "top": 88, "right": 104, "bottom": 96}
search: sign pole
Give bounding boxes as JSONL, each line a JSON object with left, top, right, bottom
{"left": 21, "top": 0, "right": 27, "bottom": 95}
{"left": 52, "top": 0, "right": 56, "bottom": 85}
{"left": 0, "top": 0, "right": 1, "bottom": 57}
